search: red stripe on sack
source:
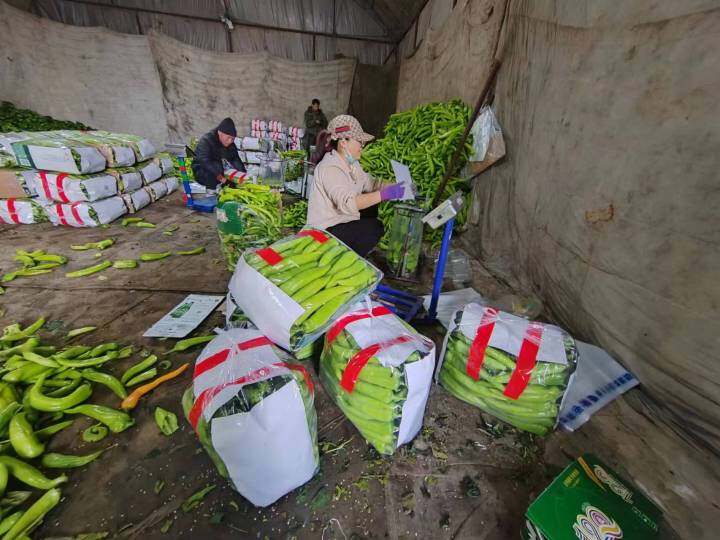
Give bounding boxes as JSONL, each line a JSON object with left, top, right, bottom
{"left": 238, "top": 336, "right": 272, "bottom": 350}
{"left": 340, "top": 335, "right": 412, "bottom": 393}
{"left": 503, "top": 322, "right": 544, "bottom": 399}
{"left": 465, "top": 307, "right": 499, "bottom": 380}
{"left": 39, "top": 172, "right": 52, "bottom": 200}
{"left": 257, "top": 247, "right": 282, "bottom": 265}
{"left": 282, "top": 362, "right": 315, "bottom": 395}
{"left": 298, "top": 229, "right": 329, "bottom": 243}
{"left": 189, "top": 361, "right": 308, "bottom": 430}
{"left": 55, "top": 204, "right": 69, "bottom": 226}
{"left": 55, "top": 174, "right": 70, "bottom": 203}
{"left": 70, "top": 202, "right": 84, "bottom": 226}
{"left": 326, "top": 306, "right": 392, "bottom": 344}
{"left": 192, "top": 337, "right": 271, "bottom": 379}
{"left": 6, "top": 199, "right": 20, "bottom": 224}
{"left": 192, "top": 348, "right": 230, "bottom": 379}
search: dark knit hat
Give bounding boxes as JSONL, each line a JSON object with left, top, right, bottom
{"left": 217, "top": 117, "right": 236, "bottom": 137}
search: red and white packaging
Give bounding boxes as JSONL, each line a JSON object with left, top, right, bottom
{"left": 31, "top": 171, "right": 118, "bottom": 203}
{"left": 186, "top": 328, "right": 318, "bottom": 506}
{"left": 45, "top": 196, "right": 127, "bottom": 227}
{"left": 0, "top": 198, "right": 49, "bottom": 224}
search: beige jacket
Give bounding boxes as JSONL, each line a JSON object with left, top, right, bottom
{"left": 307, "top": 150, "right": 379, "bottom": 229}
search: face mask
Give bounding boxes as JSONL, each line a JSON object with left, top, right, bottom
{"left": 344, "top": 152, "right": 357, "bottom": 167}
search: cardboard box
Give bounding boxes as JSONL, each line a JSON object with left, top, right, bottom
{"left": 0, "top": 168, "right": 36, "bottom": 199}
{"left": 523, "top": 454, "right": 662, "bottom": 539}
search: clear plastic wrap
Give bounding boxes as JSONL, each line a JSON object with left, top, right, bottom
{"left": 45, "top": 196, "right": 127, "bottom": 227}
{"left": 0, "top": 198, "right": 50, "bottom": 224}
{"left": 437, "top": 302, "right": 578, "bottom": 435}
{"left": 319, "top": 300, "right": 435, "bottom": 455}
{"left": 230, "top": 228, "right": 383, "bottom": 350}
{"left": 144, "top": 179, "right": 168, "bottom": 202}
{"left": 31, "top": 171, "right": 118, "bottom": 203}
{"left": 182, "top": 328, "right": 318, "bottom": 507}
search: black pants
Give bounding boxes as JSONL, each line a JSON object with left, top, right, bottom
{"left": 327, "top": 215, "right": 383, "bottom": 257}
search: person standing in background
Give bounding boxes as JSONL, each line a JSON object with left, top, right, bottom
{"left": 303, "top": 99, "right": 328, "bottom": 151}
{"left": 192, "top": 117, "right": 246, "bottom": 191}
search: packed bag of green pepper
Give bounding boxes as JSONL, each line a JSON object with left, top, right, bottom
{"left": 216, "top": 184, "right": 281, "bottom": 271}
{"left": 182, "top": 328, "right": 318, "bottom": 507}
{"left": 230, "top": 229, "right": 382, "bottom": 350}
{"left": 319, "top": 300, "right": 435, "bottom": 455}
{"left": 438, "top": 303, "right": 578, "bottom": 435}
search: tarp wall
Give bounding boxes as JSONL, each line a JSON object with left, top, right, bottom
{"left": 149, "top": 32, "right": 356, "bottom": 140}
{"left": 397, "top": 0, "right": 720, "bottom": 535}
{"left": 0, "top": 1, "right": 169, "bottom": 145}
{"left": 0, "top": 3, "right": 357, "bottom": 145}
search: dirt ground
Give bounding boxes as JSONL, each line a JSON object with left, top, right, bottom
{"left": 0, "top": 193, "right": 687, "bottom": 539}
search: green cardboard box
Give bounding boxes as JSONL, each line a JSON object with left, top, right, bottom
{"left": 523, "top": 454, "right": 662, "bottom": 539}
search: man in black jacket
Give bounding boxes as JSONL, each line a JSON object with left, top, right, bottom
{"left": 303, "top": 99, "right": 328, "bottom": 151}
{"left": 191, "top": 117, "right": 246, "bottom": 190}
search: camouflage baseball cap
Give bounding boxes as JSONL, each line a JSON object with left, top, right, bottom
{"left": 327, "top": 115, "right": 375, "bottom": 143}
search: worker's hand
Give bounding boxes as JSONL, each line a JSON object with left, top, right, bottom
{"left": 216, "top": 174, "right": 226, "bottom": 184}
{"left": 380, "top": 183, "right": 405, "bottom": 201}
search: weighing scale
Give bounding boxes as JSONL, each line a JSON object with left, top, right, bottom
{"left": 373, "top": 191, "right": 465, "bottom": 323}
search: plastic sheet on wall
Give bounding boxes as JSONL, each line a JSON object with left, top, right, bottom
{"left": 315, "top": 36, "right": 392, "bottom": 65}
{"left": 138, "top": 12, "right": 229, "bottom": 52}
{"left": 117, "top": 0, "right": 224, "bottom": 19}
{"left": 335, "top": 0, "right": 387, "bottom": 37}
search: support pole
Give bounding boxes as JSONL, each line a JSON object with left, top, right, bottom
{"left": 427, "top": 217, "right": 455, "bottom": 321}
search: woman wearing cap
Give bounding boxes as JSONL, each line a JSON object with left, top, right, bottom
{"left": 306, "top": 115, "right": 405, "bottom": 257}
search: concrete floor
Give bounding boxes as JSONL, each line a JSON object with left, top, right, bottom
{"left": 0, "top": 193, "right": 704, "bottom": 538}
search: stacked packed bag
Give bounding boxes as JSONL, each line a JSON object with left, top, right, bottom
{"left": 319, "top": 301, "right": 436, "bottom": 455}
{"left": 230, "top": 228, "right": 382, "bottom": 350}
{"left": 437, "top": 302, "right": 578, "bottom": 435}
{"left": 0, "top": 128, "right": 181, "bottom": 226}
{"left": 182, "top": 328, "right": 319, "bottom": 507}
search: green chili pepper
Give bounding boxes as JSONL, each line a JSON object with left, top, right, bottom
{"left": 34, "top": 420, "right": 74, "bottom": 440}
{"left": 81, "top": 369, "right": 127, "bottom": 399}
{"left": 88, "top": 343, "right": 119, "bottom": 357}
{"left": 0, "top": 457, "right": 67, "bottom": 490}
{"left": 3, "top": 364, "right": 53, "bottom": 384}
{"left": 139, "top": 252, "right": 171, "bottom": 261}
{"left": 66, "top": 326, "right": 96, "bottom": 339}
{"left": 121, "top": 217, "right": 143, "bottom": 226}
{"left": 21, "top": 351, "right": 58, "bottom": 368}
{"left": 154, "top": 407, "right": 178, "bottom": 436}
{"left": 55, "top": 345, "right": 90, "bottom": 359}
{"left": 0, "top": 464, "right": 7, "bottom": 499}
{"left": 2, "top": 487, "right": 61, "bottom": 540}
{"left": 157, "top": 360, "right": 171, "bottom": 370}
{"left": 0, "top": 318, "right": 45, "bottom": 343}
{"left": 112, "top": 260, "right": 137, "bottom": 269}
{"left": 45, "top": 378, "right": 82, "bottom": 398}
{"left": 0, "top": 511, "right": 21, "bottom": 536}
{"left": 41, "top": 449, "right": 104, "bottom": 469}
{"left": 65, "top": 261, "right": 112, "bottom": 278}
{"left": 8, "top": 413, "right": 44, "bottom": 459}
{"left": 29, "top": 252, "right": 67, "bottom": 265}
{"left": 27, "top": 375, "right": 93, "bottom": 412}
{"left": 0, "top": 404, "right": 21, "bottom": 435}
{"left": 64, "top": 404, "right": 134, "bottom": 433}
{"left": 133, "top": 221, "right": 156, "bottom": 228}
{"left": 0, "top": 338, "right": 39, "bottom": 358}
{"left": 175, "top": 247, "right": 205, "bottom": 256}
{"left": 116, "top": 345, "right": 134, "bottom": 359}
{"left": 164, "top": 224, "right": 179, "bottom": 233}
{"left": 121, "top": 355, "right": 157, "bottom": 384}
{"left": 0, "top": 384, "right": 18, "bottom": 411}
{"left": 181, "top": 484, "right": 216, "bottom": 513}
{"left": 55, "top": 351, "right": 118, "bottom": 368}
{"left": 126, "top": 368, "right": 157, "bottom": 387}
{"left": 82, "top": 424, "right": 108, "bottom": 442}
{"left": 164, "top": 336, "right": 214, "bottom": 355}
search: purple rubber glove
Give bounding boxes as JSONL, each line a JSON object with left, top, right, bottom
{"left": 380, "top": 183, "right": 405, "bottom": 201}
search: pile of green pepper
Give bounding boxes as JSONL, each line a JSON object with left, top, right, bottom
{"left": 244, "top": 230, "right": 380, "bottom": 349}
{"left": 216, "top": 184, "right": 282, "bottom": 271}
{"left": 0, "top": 101, "right": 91, "bottom": 133}
{"left": 282, "top": 200, "right": 308, "bottom": 231}
{"left": 0, "top": 316, "right": 142, "bottom": 537}
{"left": 438, "top": 313, "right": 577, "bottom": 436}
{"left": 319, "top": 321, "right": 428, "bottom": 455}
{"left": 2, "top": 250, "right": 68, "bottom": 283}
{"left": 359, "top": 99, "right": 473, "bottom": 247}
{"left": 280, "top": 150, "right": 306, "bottom": 182}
